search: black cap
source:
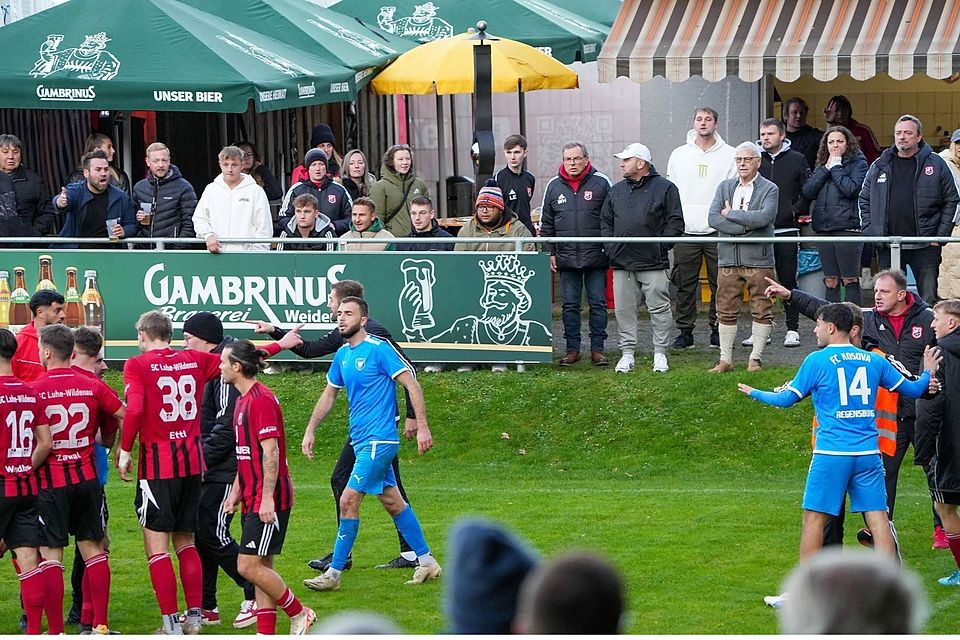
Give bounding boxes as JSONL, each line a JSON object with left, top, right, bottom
{"left": 182, "top": 312, "right": 223, "bottom": 345}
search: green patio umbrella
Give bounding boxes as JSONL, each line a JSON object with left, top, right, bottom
{"left": 179, "top": 0, "right": 416, "bottom": 86}
{"left": 546, "top": 0, "right": 623, "bottom": 28}
{"left": 332, "top": 0, "right": 607, "bottom": 64}
{"left": 0, "top": 0, "right": 360, "bottom": 112}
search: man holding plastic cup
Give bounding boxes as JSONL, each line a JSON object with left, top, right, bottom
{"left": 54, "top": 149, "right": 136, "bottom": 249}
{"left": 132, "top": 142, "right": 197, "bottom": 249}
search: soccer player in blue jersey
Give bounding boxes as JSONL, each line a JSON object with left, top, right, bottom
{"left": 739, "top": 303, "right": 941, "bottom": 567}
{"left": 300, "top": 296, "right": 441, "bottom": 591}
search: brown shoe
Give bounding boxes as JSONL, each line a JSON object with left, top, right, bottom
{"left": 591, "top": 351, "right": 609, "bottom": 366}
{"left": 747, "top": 358, "right": 762, "bottom": 372}
{"left": 559, "top": 352, "right": 580, "bottom": 366}
{"left": 709, "top": 360, "right": 733, "bottom": 373}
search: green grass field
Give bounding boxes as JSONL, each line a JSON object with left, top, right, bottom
{"left": 6, "top": 356, "right": 959, "bottom": 634}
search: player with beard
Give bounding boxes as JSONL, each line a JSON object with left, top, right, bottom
{"left": 221, "top": 340, "right": 315, "bottom": 635}
{"left": 301, "top": 297, "right": 441, "bottom": 591}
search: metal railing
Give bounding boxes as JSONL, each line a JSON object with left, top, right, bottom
{"left": 2, "top": 234, "right": 959, "bottom": 270}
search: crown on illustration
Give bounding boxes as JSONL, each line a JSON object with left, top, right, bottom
{"left": 478, "top": 254, "right": 534, "bottom": 289}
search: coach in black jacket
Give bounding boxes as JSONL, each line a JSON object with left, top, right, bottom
{"left": 256, "top": 279, "right": 419, "bottom": 571}
{"left": 132, "top": 144, "right": 197, "bottom": 249}
{"left": 859, "top": 116, "right": 960, "bottom": 303}
{"left": 182, "top": 314, "right": 256, "bottom": 627}
{"left": 767, "top": 269, "right": 940, "bottom": 530}
{"left": 540, "top": 142, "right": 612, "bottom": 366}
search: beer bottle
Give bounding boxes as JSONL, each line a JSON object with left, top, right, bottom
{"left": 0, "top": 271, "right": 10, "bottom": 328}
{"left": 64, "top": 267, "right": 83, "bottom": 328}
{"left": 81, "top": 269, "right": 105, "bottom": 334}
{"left": 10, "top": 267, "right": 31, "bottom": 334}
{"left": 35, "top": 254, "right": 57, "bottom": 292}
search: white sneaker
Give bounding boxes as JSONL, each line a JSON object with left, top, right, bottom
{"left": 423, "top": 364, "right": 442, "bottom": 373}
{"left": 783, "top": 330, "right": 801, "bottom": 347}
{"left": 615, "top": 353, "right": 635, "bottom": 373}
{"left": 289, "top": 607, "right": 317, "bottom": 635}
{"left": 456, "top": 365, "right": 476, "bottom": 372}
{"left": 741, "top": 335, "right": 771, "bottom": 347}
{"left": 491, "top": 364, "right": 508, "bottom": 372}
{"left": 652, "top": 353, "right": 669, "bottom": 373}
{"left": 233, "top": 600, "right": 257, "bottom": 629}
{"left": 763, "top": 593, "right": 789, "bottom": 608}
{"left": 304, "top": 572, "right": 341, "bottom": 592}
{"left": 405, "top": 561, "right": 443, "bottom": 584}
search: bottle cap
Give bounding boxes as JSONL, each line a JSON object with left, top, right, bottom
{"left": 84, "top": 270, "right": 98, "bottom": 278}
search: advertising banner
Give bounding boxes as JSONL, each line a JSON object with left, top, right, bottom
{"left": 0, "top": 250, "right": 553, "bottom": 363}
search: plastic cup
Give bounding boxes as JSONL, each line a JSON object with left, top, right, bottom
{"left": 141, "top": 202, "right": 153, "bottom": 225}
{"left": 106, "top": 217, "right": 120, "bottom": 242}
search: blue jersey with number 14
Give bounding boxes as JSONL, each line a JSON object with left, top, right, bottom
{"left": 327, "top": 335, "right": 411, "bottom": 448}
{"left": 785, "top": 344, "right": 927, "bottom": 455}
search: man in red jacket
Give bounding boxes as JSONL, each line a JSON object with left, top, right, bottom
{"left": 12, "top": 289, "right": 64, "bottom": 382}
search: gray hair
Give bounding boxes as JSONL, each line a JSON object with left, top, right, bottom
{"left": 735, "top": 141, "right": 762, "bottom": 157}
{"left": 0, "top": 134, "right": 22, "bottom": 150}
{"left": 561, "top": 141, "right": 588, "bottom": 159}
{"left": 896, "top": 114, "right": 923, "bottom": 135}
{"left": 778, "top": 549, "right": 927, "bottom": 634}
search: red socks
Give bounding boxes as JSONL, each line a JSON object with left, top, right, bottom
{"left": 40, "top": 560, "right": 65, "bottom": 635}
{"left": 257, "top": 607, "right": 278, "bottom": 634}
{"left": 946, "top": 532, "right": 960, "bottom": 568}
{"left": 175, "top": 544, "right": 203, "bottom": 610}
{"left": 85, "top": 553, "right": 111, "bottom": 627}
{"left": 147, "top": 553, "right": 180, "bottom": 615}
{"left": 19, "top": 565, "right": 45, "bottom": 634}
{"left": 277, "top": 587, "right": 303, "bottom": 618}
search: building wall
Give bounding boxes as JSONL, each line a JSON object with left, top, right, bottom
{"left": 407, "top": 62, "right": 760, "bottom": 216}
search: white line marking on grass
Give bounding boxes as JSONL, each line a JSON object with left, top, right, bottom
{"left": 933, "top": 590, "right": 960, "bottom": 614}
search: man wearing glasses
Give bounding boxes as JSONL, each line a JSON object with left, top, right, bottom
{"left": 666, "top": 107, "right": 737, "bottom": 350}
{"left": 707, "top": 142, "right": 779, "bottom": 372}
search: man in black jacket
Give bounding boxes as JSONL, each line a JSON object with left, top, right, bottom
{"left": 402, "top": 196, "right": 454, "bottom": 251}
{"left": 494, "top": 134, "right": 536, "bottom": 234}
{"left": 600, "top": 143, "right": 684, "bottom": 373}
{"left": 859, "top": 115, "right": 960, "bottom": 304}
{"left": 278, "top": 149, "right": 352, "bottom": 235}
{"left": 539, "top": 141, "right": 612, "bottom": 367}
{"left": 132, "top": 143, "right": 196, "bottom": 249}
{"left": 782, "top": 98, "right": 823, "bottom": 170}
{"left": 755, "top": 119, "right": 810, "bottom": 349}
{"left": 0, "top": 134, "right": 57, "bottom": 236}
{"left": 182, "top": 313, "right": 258, "bottom": 629}
{"left": 765, "top": 269, "right": 945, "bottom": 546}
{"left": 275, "top": 193, "right": 335, "bottom": 251}
{"left": 250, "top": 279, "right": 421, "bottom": 571}
{"left": 917, "top": 300, "right": 960, "bottom": 584}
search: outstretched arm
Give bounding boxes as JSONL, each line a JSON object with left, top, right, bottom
{"left": 738, "top": 383, "right": 802, "bottom": 408}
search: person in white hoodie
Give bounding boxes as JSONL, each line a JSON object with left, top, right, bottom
{"left": 665, "top": 107, "right": 737, "bottom": 349}
{"left": 193, "top": 146, "right": 273, "bottom": 253}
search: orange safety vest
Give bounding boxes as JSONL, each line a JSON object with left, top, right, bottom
{"left": 810, "top": 347, "right": 898, "bottom": 456}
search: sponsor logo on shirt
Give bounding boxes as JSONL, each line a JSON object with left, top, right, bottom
{"left": 556, "top": 194, "right": 567, "bottom": 205}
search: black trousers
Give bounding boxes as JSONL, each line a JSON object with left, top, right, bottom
{"left": 773, "top": 236, "right": 800, "bottom": 332}
{"left": 331, "top": 437, "right": 412, "bottom": 554}
{"left": 196, "top": 482, "right": 255, "bottom": 610}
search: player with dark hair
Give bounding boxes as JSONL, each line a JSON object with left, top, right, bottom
{"left": 33, "top": 324, "right": 124, "bottom": 634}
{"left": 301, "top": 297, "right": 441, "bottom": 591}
{"left": 118, "top": 311, "right": 301, "bottom": 634}
{"left": 740, "top": 303, "right": 940, "bottom": 607}
{"left": 0, "top": 327, "right": 52, "bottom": 634}
{"left": 221, "top": 340, "right": 315, "bottom": 635}
{"left": 12, "top": 289, "right": 64, "bottom": 382}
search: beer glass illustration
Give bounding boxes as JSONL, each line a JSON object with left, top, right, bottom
{"left": 400, "top": 259, "right": 436, "bottom": 331}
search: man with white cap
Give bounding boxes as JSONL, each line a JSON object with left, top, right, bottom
{"left": 600, "top": 143, "right": 685, "bottom": 372}
{"left": 539, "top": 142, "right": 612, "bottom": 367}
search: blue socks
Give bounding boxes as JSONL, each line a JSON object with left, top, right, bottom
{"left": 392, "top": 505, "right": 429, "bottom": 557}
{"left": 332, "top": 518, "right": 359, "bottom": 570}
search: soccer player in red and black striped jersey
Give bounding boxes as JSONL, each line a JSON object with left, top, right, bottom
{"left": 118, "top": 311, "right": 302, "bottom": 634}
{"left": 221, "top": 340, "right": 315, "bottom": 635}
{"left": 33, "top": 324, "right": 124, "bottom": 635}
{"left": 0, "top": 327, "right": 52, "bottom": 634}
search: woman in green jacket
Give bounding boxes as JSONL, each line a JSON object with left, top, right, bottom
{"left": 370, "top": 144, "right": 429, "bottom": 238}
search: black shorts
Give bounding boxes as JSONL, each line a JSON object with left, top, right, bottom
{"left": 37, "top": 479, "right": 105, "bottom": 547}
{"left": 932, "top": 488, "right": 960, "bottom": 506}
{"left": 239, "top": 509, "right": 290, "bottom": 557}
{"left": 134, "top": 475, "right": 202, "bottom": 533}
{"left": 0, "top": 494, "right": 41, "bottom": 549}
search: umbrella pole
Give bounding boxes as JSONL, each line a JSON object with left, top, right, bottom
{"left": 437, "top": 93, "right": 448, "bottom": 219}
{"left": 518, "top": 83, "right": 527, "bottom": 171}
{"left": 450, "top": 95, "right": 459, "bottom": 176}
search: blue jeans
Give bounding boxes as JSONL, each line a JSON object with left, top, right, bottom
{"left": 559, "top": 268, "right": 608, "bottom": 352}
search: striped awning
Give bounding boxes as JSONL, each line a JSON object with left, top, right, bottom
{"left": 598, "top": 0, "right": 960, "bottom": 83}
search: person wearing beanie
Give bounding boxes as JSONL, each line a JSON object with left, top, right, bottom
{"left": 369, "top": 144, "right": 429, "bottom": 238}
{"left": 290, "top": 123, "right": 343, "bottom": 185}
{"left": 456, "top": 182, "right": 534, "bottom": 253}
{"left": 181, "top": 312, "right": 259, "bottom": 629}
{"left": 443, "top": 518, "right": 540, "bottom": 634}
{"left": 278, "top": 147, "right": 352, "bottom": 236}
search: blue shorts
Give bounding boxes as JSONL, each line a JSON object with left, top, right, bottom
{"left": 803, "top": 453, "right": 887, "bottom": 516}
{"left": 347, "top": 441, "right": 399, "bottom": 496}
